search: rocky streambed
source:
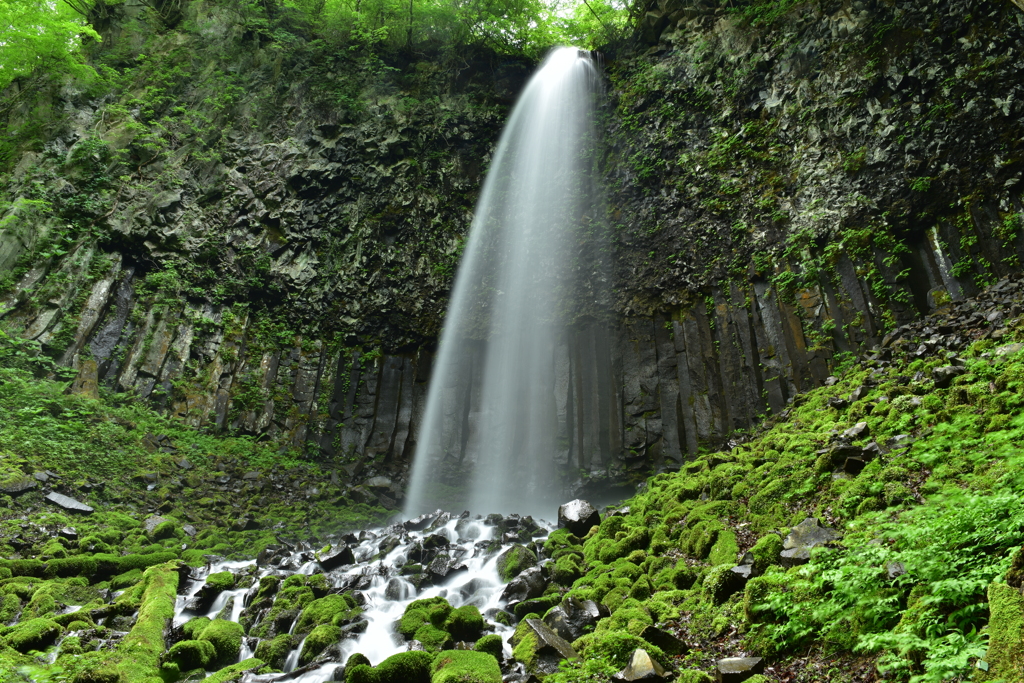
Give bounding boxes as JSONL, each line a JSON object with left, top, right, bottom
{"left": 2, "top": 502, "right": 648, "bottom": 683}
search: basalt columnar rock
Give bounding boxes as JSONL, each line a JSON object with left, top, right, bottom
{"left": 1, "top": 0, "right": 1024, "bottom": 500}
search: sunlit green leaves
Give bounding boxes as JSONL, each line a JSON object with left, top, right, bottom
{"left": 0, "top": 0, "right": 100, "bottom": 92}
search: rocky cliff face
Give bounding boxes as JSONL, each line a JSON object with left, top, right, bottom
{"left": 1, "top": 0, "right": 1023, "bottom": 501}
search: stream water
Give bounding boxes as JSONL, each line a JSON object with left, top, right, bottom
{"left": 170, "top": 511, "right": 552, "bottom": 682}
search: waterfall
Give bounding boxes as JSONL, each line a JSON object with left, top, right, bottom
{"left": 405, "top": 47, "right": 605, "bottom": 517}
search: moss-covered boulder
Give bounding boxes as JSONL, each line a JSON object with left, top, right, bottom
{"left": 398, "top": 597, "right": 455, "bottom": 651}
{"left": 496, "top": 545, "right": 537, "bottom": 582}
{"left": 474, "top": 633, "right": 503, "bottom": 661}
{"left": 443, "top": 605, "right": 483, "bottom": 641}
{"left": 979, "top": 582, "right": 1024, "bottom": 682}
{"left": 346, "top": 650, "right": 433, "bottom": 683}
{"left": 294, "top": 593, "right": 362, "bottom": 634}
{"left": 299, "top": 623, "right": 341, "bottom": 665}
{"left": 164, "top": 639, "right": 216, "bottom": 670}
{"left": 510, "top": 618, "right": 580, "bottom": 678}
{"left": 205, "top": 571, "right": 236, "bottom": 591}
{"left": 205, "top": 657, "right": 266, "bottom": 683}
{"left": 4, "top": 617, "right": 62, "bottom": 652}
{"left": 572, "top": 630, "right": 668, "bottom": 670}
{"left": 254, "top": 633, "right": 294, "bottom": 669}
{"left": 198, "top": 618, "right": 244, "bottom": 665}
{"left": 431, "top": 650, "right": 502, "bottom": 683}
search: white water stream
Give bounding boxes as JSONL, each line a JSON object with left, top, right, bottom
{"left": 404, "top": 46, "right": 605, "bottom": 518}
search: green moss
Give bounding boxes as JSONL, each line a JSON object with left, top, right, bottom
{"left": 182, "top": 616, "right": 211, "bottom": 640}
{"left": 675, "top": 672, "right": 714, "bottom": 683}
{"left": 23, "top": 590, "right": 55, "bottom": 619}
{"left": 4, "top": 617, "right": 62, "bottom": 652}
{"left": 165, "top": 638, "right": 216, "bottom": 670}
{"left": 414, "top": 624, "right": 453, "bottom": 651}
{"left": 346, "top": 651, "right": 433, "bottom": 683}
{"left": 110, "top": 562, "right": 179, "bottom": 682}
{"left": 708, "top": 530, "right": 739, "bottom": 566}
{"left": 571, "top": 630, "right": 667, "bottom": 669}
{"left": 749, "top": 534, "right": 783, "bottom": 572}
{"left": 204, "top": 657, "right": 266, "bottom": 682}
{"left": 513, "top": 594, "right": 560, "bottom": 620}
{"left": 474, "top": 633, "right": 503, "bottom": 661}
{"left": 0, "top": 559, "right": 44, "bottom": 578}
{"left": 497, "top": 545, "right": 537, "bottom": 582}
{"left": 431, "top": 649, "right": 502, "bottom": 683}
{"left": 199, "top": 618, "right": 244, "bottom": 665}
{"left": 254, "top": 633, "right": 294, "bottom": 669}
{"left": 295, "top": 593, "right": 361, "bottom": 634}
{"left": 979, "top": 582, "right": 1024, "bottom": 681}
{"left": 443, "top": 604, "right": 483, "bottom": 641}
{"left": 43, "top": 556, "right": 98, "bottom": 580}
{"left": 205, "top": 571, "right": 235, "bottom": 591}
{"left": 299, "top": 623, "right": 342, "bottom": 665}
{"left": 110, "top": 568, "right": 144, "bottom": 590}
{"left": 511, "top": 629, "right": 539, "bottom": 672}
{"left": 399, "top": 597, "right": 453, "bottom": 639}
{"left": 551, "top": 554, "right": 583, "bottom": 585}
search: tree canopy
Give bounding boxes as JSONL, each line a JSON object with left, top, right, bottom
{"left": 0, "top": 0, "right": 100, "bottom": 92}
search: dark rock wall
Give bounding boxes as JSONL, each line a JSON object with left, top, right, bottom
{"left": 2, "top": 0, "right": 1024, "bottom": 497}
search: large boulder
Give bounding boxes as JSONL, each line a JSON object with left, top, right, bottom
{"left": 543, "top": 595, "right": 605, "bottom": 643}
{"left": 317, "top": 543, "right": 355, "bottom": 571}
{"left": 496, "top": 545, "right": 538, "bottom": 582}
{"left": 500, "top": 567, "right": 547, "bottom": 606}
{"left": 510, "top": 618, "right": 580, "bottom": 676}
{"left": 557, "top": 500, "right": 600, "bottom": 537}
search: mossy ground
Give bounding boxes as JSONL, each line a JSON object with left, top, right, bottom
{"left": 542, "top": 314, "right": 1024, "bottom": 682}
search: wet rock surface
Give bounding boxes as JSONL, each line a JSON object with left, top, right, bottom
{"left": 557, "top": 499, "right": 601, "bottom": 537}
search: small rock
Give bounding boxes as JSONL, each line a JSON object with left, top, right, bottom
{"left": 182, "top": 524, "right": 197, "bottom": 538}
{"left": 716, "top": 656, "right": 764, "bottom": 682}
{"left": 364, "top": 476, "right": 392, "bottom": 489}
{"left": 780, "top": 518, "right": 840, "bottom": 567}
{"left": 932, "top": 365, "right": 966, "bottom": 388}
{"left": 842, "top": 422, "right": 870, "bottom": 440}
{"left": 828, "top": 443, "right": 862, "bottom": 466}
{"left": 843, "top": 457, "right": 866, "bottom": 475}
{"left": 58, "top": 526, "right": 78, "bottom": 541}
{"left": 639, "top": 625, "right": 688, "bottom": 656}
{"left": 143, "top": 515, "right": 167, "bottom": 533}
{"left": 403, "top": 511, "right": 438, "bottom": 531}
{"left": 613, "top": 648, "right": 668, "bottom": 681}
{"left": 557, "top": 499, "right": 601, "bottom": 537}
{"left": 176, "top": 458, "right": 193, "bottom": 470}
{"left": 33, "top": 471, "right": 49, "bottom": 483}
{"left": 995, "top": 343, "right": 1024, "bottom": 357}
{"left": 45, "top": 492, "right": 93, "bottom": 514}
{"left": 886, "top": 562, "right": 906, "bottom": 579}
{"left": 242, "top": 471, "right": 260, "bottom": 480}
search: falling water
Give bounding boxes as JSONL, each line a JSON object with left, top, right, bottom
{"left": 404, "top": 47, "right": 605, "bottom": 517}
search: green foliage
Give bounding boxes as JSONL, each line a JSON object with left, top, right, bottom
{"left": 0, "top": 0, "right": 100, "bottom": 92}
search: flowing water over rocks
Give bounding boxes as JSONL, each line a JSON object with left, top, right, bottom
{"left": 167, "top": 510, "right": 555, "bottom": 682}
